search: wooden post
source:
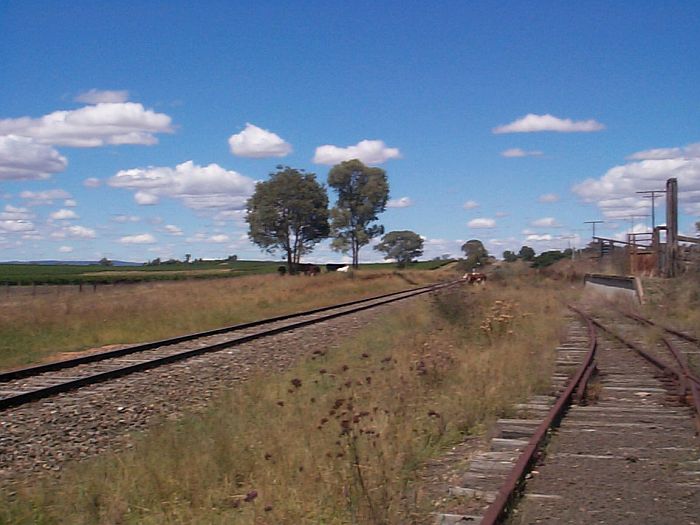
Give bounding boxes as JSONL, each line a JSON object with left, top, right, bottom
{"left": 665, "top": 178, "right": 678, "bottom": 278}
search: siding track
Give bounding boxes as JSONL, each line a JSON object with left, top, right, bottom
{"left": 437, "top": 307, "right": 700, "bottom": 525}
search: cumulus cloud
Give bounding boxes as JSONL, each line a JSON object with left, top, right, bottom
{"left": 109, "top": 160, "right": 256, "bottom": 211}
{"left": 134, "top": 191, "right": 159, "bottom": 205}
{"left": 0, "top": 205, "right": 34, "bottom": 220}
{"left": 500, "top": 148, "right": 543, "bottom": 158}
{"left": 58, "top": 245, "right": 74, "bottom": 253}
{"left": 75, "top": 89, "right": 129, "bottom": 104}
{"left": 186, "top": 232, "right": 231, "bottom": 243}
{"left": 531, "top": 217, "right": 559, "bottom": 228}
{"left": 493, "top": 114, "right": 605, "bottom": 134}
{"left": 573, "top": 143, "right": 700, "bottom": 217}
{"left": 112, "top": 214, "right": 140, "bottom": 223}
{"left": 83, "top": 177, "right": 101, "bottom": 188}
{"left": 525, "top": 234, "right": 554, "bottom": 242}
{"left": 65, "top": 225, "right": 96, "bottom": 239}
{"left": 463, "top": 200, "right": 479, "bottom": 210}
{"left": 120, "top": 233, "right": 156, "bottom": 244}
{"left": 228, "top": 123, "right": 292, "bottom": 158}
{"left": 0, "top": 102, "right": 173, "bottom": 147}
{"left": 0, "top": 219, "right": 35, "bottom": 232}
{"left": 164, "top": 224, "right": 183, "bottom": 235}
{"left": 20, "top": 189, "right": 72, "bottom": 205}
{"left": 313, "top": 139, "right": 401, "bottom": 165}
{"left": 0, "top": 135, "right": 67, "bottom": 180}
{"left": 538, "top": 193, "right": 560, "bottom": 203}
{"left": 50, "top": 209, "right": 79, "bottom": 220}
{"left": 387, "top": 197, "right": 413, "bottom": 208}
{"left": 64, "top": 199, "right": 77, "bottom": 207}
{"left": 468, "top": 218, "right": 496, "bottom": 229}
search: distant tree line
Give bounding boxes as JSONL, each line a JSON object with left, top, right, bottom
{"left": 502, "top": 245, "right": 573, "bottom": 268}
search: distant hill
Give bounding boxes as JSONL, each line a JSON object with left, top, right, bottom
{"left": 0, "top": 260, "right": 143, "bottom": 267}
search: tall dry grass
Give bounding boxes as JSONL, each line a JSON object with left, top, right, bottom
{"left": 1, "top": 277, "right": 574, "bottom": 524}
{"left": 0, "top": 271, "right": 440, "bottom": 370}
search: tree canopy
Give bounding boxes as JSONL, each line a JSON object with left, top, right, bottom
{"left": 374, "top": 230, "right": 424, "bottom": 268}
{"left": 246, "top": 167, "right": 329, "bottom": 274}
{"left": 461, "top": 239, "right": 489, "bottom": 270}
{"left": 328, "top": 159, "right": 389, "bottom": 268}
{"left": 518, "top": 245, "right": 536, "bottom": 261}
{"left": 502, "top": 250, "right": 518, "bottom": 262}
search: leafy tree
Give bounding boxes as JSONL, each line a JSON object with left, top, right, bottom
{"left": 518, "top": 245, "right": 536, "bottom": 261}
{"left": 502, "top": 250, "right": 518, "bottom": 262}
{"left": 246, "top": 167, "right": 330, "bottom": 274}
{"left": 98, "top": 257, "right": 113, "bottom": 266}
{"left": 328, "top": 159, "right": 389, "bottom": 268}
{"left": 459, "top": 239, "right": 489, "bottom": 272}
{"left": 531, "top": 250, "right": 567, "bottom": 268}
{"left": 374, "top": 230, "right": 424, "bottom": 268}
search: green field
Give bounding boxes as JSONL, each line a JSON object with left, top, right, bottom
{"left": 0, "top": 259, "right": 456, "bottom": 285}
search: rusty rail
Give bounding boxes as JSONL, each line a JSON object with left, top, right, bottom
{"left": 479, "top": 308, "right": 598, "bottom": 525}
{"left": 593, "top": 314, "right": 700, "bottom": 434}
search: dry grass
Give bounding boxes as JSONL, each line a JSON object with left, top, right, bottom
{"left": 0, "top": 270, "right": 441, "bottom": 370}
{"left": 1, "top": 277, "right": 574, "bottom": 524}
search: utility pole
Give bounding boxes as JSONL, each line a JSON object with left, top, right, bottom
{"left": 584, "top": 220, "right": 604, "bottom": 239}
{"left": 636, "top": 190, "right": 666, "bottom": 229}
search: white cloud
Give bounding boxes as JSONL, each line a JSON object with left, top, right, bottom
{"left": 65, "top": 225, "right": 96, "bottom": 239}
{"left": 164, "top": 224, "right": 183, "bottom": 235}
{"left": 500, "top": 148, "right": 543, "bottom": 158}
{"left": 186, "top": 232, "right": 231, "bottom": 243}
{"left": 58, "top": 245, "right": 74, "bottom": 253}
{"left": 525, "top": 234, "right": 554, "bottom": 242}
{"left": 50, "top": 209, "right": 79, "bottom": 220}
{"left": 0, "top": 102, "right": 173, "bottom": 147}
{"left": 387, "top": 196, "right": 413, "bottom": 208}
{"left": 531, "top": 217, "right": 559, "bottom": 228}
{"left": 468, "top": 218, "right": 496, "bottom": 229}
{"left": 538, "top": 193, "right": 560, "bottom": 203}
{"left": 20, "top": 189, "right": 72, "bottom": 205}
{"left": 0, "top": 135, "right": 67, "bottom": 180}
{"left": 134, "top": 191, "right": 160, "bottom": 205}
{"left": 74, "top": 89, "right": 129, "bottom": 104}
{"left": 228, "top": 123, "right": 292, "bottom": 158}
{"left": 313, "top": 139, "right": 401, "bottom": 165}
{"left": 573, "top": 143, "right": 700, "bottom": 217}
{"left": 626, "top": 144, "right": 700, "bottom": 161}
{"left": 0, "top": 205, "right": 34, "bottom": 220}
{"left": 493, "top": 114, "right": 605, "bottom": 134}
{"left": 120, "top": 233, "right": 156, "bottom": 244}
{"left": 495, "top": 211, "right": 509, "bottom": 218}
{"left": 112, "top": 214, "right": 140, "bottom": 223}
{"left": 209, "top": 234, "right": 229, "bottom": 243}
{"left": 463, "top": 200, "right": 479, "bottom": 210}
{"left": 0, "top": 219, "right": 34, "bottom": 232}
{"left": 109, "top": 160, "right": 256, "bottom": 211}
{"left": 64, "top": 199, "right": 77, "bottom": 207}
{"left": 83, "top": 177, "right": 101, "bottom": 188}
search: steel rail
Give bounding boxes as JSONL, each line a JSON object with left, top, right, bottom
{"left": 0, "top": 281, "right": 456, "bottom": 383}
{"left": 0, "top": 280, "right": 459, "bottom": 411}
{"left": 623, "top": 311, "right": 699, "bottom": 345}
{"left": 590, "top": 314, "right": 700, "bottom": 433}
{"left": 479, "top": 307, "right": 598, "bottom": 525}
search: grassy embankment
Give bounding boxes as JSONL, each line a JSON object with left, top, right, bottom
{"left": 0, "top": 270, "right": 442, "bottom": 370}
{"left": 1, "top": 274, "right": 576, "bottom": 524}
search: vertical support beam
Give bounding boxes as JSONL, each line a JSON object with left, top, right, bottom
{"left": 665, "top": 178, "right": 678, "bottom": 278}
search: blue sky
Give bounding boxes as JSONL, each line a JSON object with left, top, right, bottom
{"left": 1, "top": 1, "right": 699, "bottom": 263}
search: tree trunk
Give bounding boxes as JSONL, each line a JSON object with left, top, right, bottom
{"left": 286, "top": 249, "right": 294, "bottom": 275}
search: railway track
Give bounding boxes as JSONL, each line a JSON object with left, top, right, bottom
{"left": 436, "top": 306, "right": 700, "bottom": 524}
{"left": 0, "top": 280, "right": 457, "bottom": 412}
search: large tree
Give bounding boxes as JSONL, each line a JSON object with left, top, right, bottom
{"left": 461, "top": 239, "right": 489, "bottom": 271}
{"left": 246, "top": 167, "right": 329, "bottom": 274}
{"left": 328, "top": 159, "right": 389, "bottom": 268}
{"left": 374, "top": 230, "right": 424, "bottom": 268}
{"left": 518, "top": 245, "right": 536, "bottom": 261}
